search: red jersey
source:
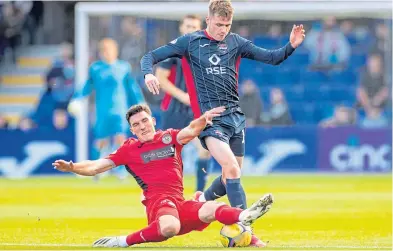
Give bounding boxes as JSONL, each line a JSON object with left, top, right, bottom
{"left": 107, "top": 129, "right": 184, "bottom": 201}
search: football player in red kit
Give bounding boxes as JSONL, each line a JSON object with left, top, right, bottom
{"left": 53, "top": 104, "right": 273, "bottom": 248}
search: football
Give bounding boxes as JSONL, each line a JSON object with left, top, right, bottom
{"left": 219, "top": 223, "right": 252, "bottom": 247}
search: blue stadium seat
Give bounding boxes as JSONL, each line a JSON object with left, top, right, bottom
{"left": 300, "top": 71, "right": 329, "bottom": 84}
{"left": 252, "top": 36, "right": 279, "bottom": 49}
{"left": 349, "top": 53, "right": 367, "bottom": 70}
{"left": 329, "top": 70, "right": 357, "bottom": 85}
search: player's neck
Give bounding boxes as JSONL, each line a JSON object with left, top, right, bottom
{"left": 204, "top": 28, "right": 216, "bottom": 41}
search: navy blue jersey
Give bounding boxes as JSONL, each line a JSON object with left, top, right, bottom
{"left": 158, "top": 58, "right": 192, "bottom": 114}
{"left": 141, "top": 30, "right": 295, "bottom": 118}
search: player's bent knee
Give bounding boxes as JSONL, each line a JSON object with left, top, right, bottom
{"left": 222, "top": 162, "right": 241, "bottom": 179}
{"left": 198, "top": 201, "right": 226, "bottom": 223}
{"left": 158, "top": 215, "right": 181, "bottom": 238}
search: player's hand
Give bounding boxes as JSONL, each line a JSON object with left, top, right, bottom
{"left": 145, "top": 74, "right": 160, "bottom": 95}
{"left": 203, "top": 106, "right": 226, "bottom": 125}
{"left": 52, "top": 159, "right": 75, "bottom": 173}
{"left": 290, "top": 24, "right": 306, "bottom": 48}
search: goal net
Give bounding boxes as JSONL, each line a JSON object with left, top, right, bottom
{"left": 74, "top": 1, "right": 391, "bottom": 173}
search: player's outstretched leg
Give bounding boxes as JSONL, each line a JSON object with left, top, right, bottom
{"left": 198, "top": 193, "right": 274, "bottom": 226}
{"left": 92, "top": 215, "right": 179, "bottom": 248}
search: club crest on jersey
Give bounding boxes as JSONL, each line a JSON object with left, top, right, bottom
{"left": 162, "top": 134, "right": 172, "bottom": 144}
{"left": 218, "top": 43, "right": 228, "bottom": 52}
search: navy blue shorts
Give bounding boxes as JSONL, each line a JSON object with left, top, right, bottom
{"left": 199, "top": 111, "right": 246, "bottom": 157}
{"left": 161, "top": 111, "right": 193, "bottom": 130}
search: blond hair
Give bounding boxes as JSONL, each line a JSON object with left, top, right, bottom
{"left": 209, "top": 0, "right": 233, "bottom": 18}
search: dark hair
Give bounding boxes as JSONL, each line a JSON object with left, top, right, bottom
{"left": 181, "top": 14, "right": 202, "bottom": 25}
{"left": 126, "top": 104, "right": 152, "bottom": 125}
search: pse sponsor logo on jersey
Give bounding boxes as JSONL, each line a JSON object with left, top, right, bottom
{"left": 206, "top": 54, "right": 226, "bottom": 75}
{"left": 141, "top": 145, "right": 175, "bottom": 163}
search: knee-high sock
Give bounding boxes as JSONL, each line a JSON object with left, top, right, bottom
{"left": 196, "top": 159, "right": 209, "bottom": 191}
{"left": 214, "top": 204, "right": 243, "bottom": 225}
{"left": 203, "top": 175, "right": 227, "bottom": 201}
{"left": 226, "top": 178, "right": 247, "bottom": 210}
{"left": 126, "top": 220, "right": 167, "bottom": 246}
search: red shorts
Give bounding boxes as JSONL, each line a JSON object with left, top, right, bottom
{"left": 144, "top": 195, "right": 210, "bottom": 235}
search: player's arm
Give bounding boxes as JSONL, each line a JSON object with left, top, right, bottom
{"left": 240, "top": 25, "right": 305, "bottom": 65}
{"left": 141, "top": 35, "right": 189, "bottom": 95}
{"left": 156, "top": 60, "right": 190, "bottom": 105}
{"left": 52, "top": 159, "right": 115, "bottom": 176}
{"left": 177, "top": 106, "right": 225, "bottom": 145}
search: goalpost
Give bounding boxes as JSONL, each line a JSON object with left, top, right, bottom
{"left": 74, "top": 1, "right": 391, "bottom": 163}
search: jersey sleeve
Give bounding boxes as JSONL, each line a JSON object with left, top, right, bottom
{"left": 237, "top": 34, "right": 296, "bottom": 65}
{"left": 157, "top": 58, "right": 176, "bottom": 70}
{"left": 140, "top": 35, "right": 189, "bottom": 76}
{"left": 167, "top": 128, "right": 183, "bottom": 147}
{"left": 106, "top": 142, "right": 130, "bottom": 166}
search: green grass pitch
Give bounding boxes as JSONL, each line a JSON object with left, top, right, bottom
{"left": 0, "top": 174, "right": 391, "bottom": 250}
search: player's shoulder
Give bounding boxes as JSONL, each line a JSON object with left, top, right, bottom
{"left": 227, "top": 32, "right": 249, "bottom": 43}
{"left": 89, "top": 61, "right": 104, "bottom": 71}
{"left": 121, "top": 137, "right": 139, "bottom": 148}
{"left": 172, "top": 30, "right": 204, "bottom": 44}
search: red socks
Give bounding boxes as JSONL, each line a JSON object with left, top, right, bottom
{"left": 126, "top": 220, "right": 167, "bottom": 246}
{"left": 215, "top": 204, "right": 242, "bottom": 225}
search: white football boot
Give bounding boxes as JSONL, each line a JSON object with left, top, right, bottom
{"left": 92, "top": 236, "right": 127, "bottom": 248}
{"left": 239, "top": 193, "right": 274, "bottom": 226}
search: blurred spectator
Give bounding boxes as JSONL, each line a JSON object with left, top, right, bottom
{"left": 1, "top": 2, "right": 24, "bottom": 62}
{"left": 239, "top": 79, "right": 263, "bottom": 126}
{"left": 356, "top": 53, "right": 389, "bottom": 111}
{"left": 119, "top": 17, "right": 145, "bottom": 72}
{"left": 340, "top": 20, "right": 354, "bottom": 37}
{"left": 46, "top": 42, "right": 75, "bottom": 109}
{"left": 29, "top": 90, "right": 56, "bottom": 128}
{"left": 320, "top": 105, "right": 356, "bottom": 128}
{"left": 52, "top": 109, "right": 72, "bottom": 130}
{"left": 237, "top": 25, "right": 250, "bottom": 39}
{"left": 267, "top": 23, "right": 282, "bottom": 38}
{"left": 360, "top": 107, "right": 388, "bottom": 129}
{"left": 0, "top": 115, "right": 9, "bottom": 129}
{"left": 305, "top": 16, "right": 351, "bottom": 71}
{"left": 15, "top": 1, "right": 44, "bottom": 44}
{"left": 18, "top": 117, "right": 36, "bottom": 131}
{"left": 261, "top": 88, "right": 293, "bottom": 126}
{"left": 371, "top": 21, "right": 392, "bottom": 76}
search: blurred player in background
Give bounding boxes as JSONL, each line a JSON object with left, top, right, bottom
{"left": 156, "top": 15, "right": 211, "bottom": 192}
{"left": 140, "top": 0, "right": 305, "bottom": 246}
{"left": 68, "top": 38, "right": 145, "bottom": 181}
{"left": 53, "top": 104, "right": 273, "bottom": 248}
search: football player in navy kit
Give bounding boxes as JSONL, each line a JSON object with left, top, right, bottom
{"left": 141, "top": 0, "right": 305, "bottom": 246}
